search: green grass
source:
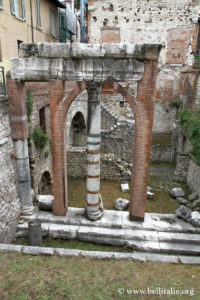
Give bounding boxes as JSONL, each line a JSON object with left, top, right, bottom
{"left": 67, "top": 162, "right": 190, "bottom": 214}
{"left": 151, "top": 133, "right": 172, "bottom": 146}
{"left": 0, "top": 253, "right": 199, "bottom": 299}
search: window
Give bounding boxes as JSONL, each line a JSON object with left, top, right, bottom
{"left": 0, "top": 0, "right": 3, "bottom": 10}
{"left": 36, "top": 0, "right": 41, "bottom": 28}
{"left": 10, "top": 0, "right": 26, "bottom": 20}
{"left": 50, "top": 8, "right": 59, "bottom": 39}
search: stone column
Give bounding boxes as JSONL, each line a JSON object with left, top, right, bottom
{"left": 6, "top": 76, "right": 33, "bottom": 215}
{"left": 14, "top": 140, "right": 34, "bottom": 215}
{"left": 86, "top": 82, "right": 103, "bottom": 221}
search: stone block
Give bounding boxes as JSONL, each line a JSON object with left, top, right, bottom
{"left": 115, "top": 198, "right": 129, "bottom": 211}
{"left": 0, "top": 244, "right": 22, "bottom": 253}
{"left": 147, "top": 191, "right": 154, "bottom": 200}
{"left": 178, "top": 256, "right": 200, "bottom": 265}
{"left": 170, "top": 187, "right": 185, "bottom": 198}
{"left": 188, "top": 192, "right": 198, "bottom": 202}
{"left": 49, "top": 224, "right": 79, "bottom": 239}
{"left": 38, "top": 195, "right": 53, "bottom": 211}
{"left": 175, "top": 205, "right": 191, "bottom": 220}
{"left": 23, "top": 246, "right": 54, "bottom": 256}
{"left": 134, "top": 251, "right": 179, "bottom": 263}
{"left": 55, "top": 248, "right": 81, "bottom": 257}
{"left": 121, "top": 183, "right": 129, "bottom": 193}
{"left": 176, "top": 197, "right": 188, "bottom": 205}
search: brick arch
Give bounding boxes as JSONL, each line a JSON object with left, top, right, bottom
{"left": 49, "top": 80, "right": 87, "bottom": 215}
{"left": 50, "top": 60, "right": 157, "bottom": 219}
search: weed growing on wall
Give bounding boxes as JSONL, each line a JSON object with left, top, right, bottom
{"left": 26, "top": 90, "right": 34, "bottom": 122}
{"left": 180, "top": 108, "right": 200, "bottom": 165}
{"left": 32, "top": 127, "right": 50, "bottom": 149}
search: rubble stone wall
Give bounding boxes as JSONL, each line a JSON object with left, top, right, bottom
{"left": 25, "top": 82, "right": 52, "bottom": 197}
{"left": 0, "top": 97, "right": 20, "bottom": 242}
{"left": 88, "top": 0, "right": 199, "bottom": 133}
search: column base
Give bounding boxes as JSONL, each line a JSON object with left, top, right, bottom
{"left": 21, "top": 205, "right": 34, "bottom": 216}
{"left": 85, "top": 208, "right": 103, "bottom": 221}
{"left": 129, "top": 214, "right": 144, "bottom": 222}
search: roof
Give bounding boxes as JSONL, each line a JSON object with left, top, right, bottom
{"left": 51, "top": 0, "right": 66, "bottom": 8}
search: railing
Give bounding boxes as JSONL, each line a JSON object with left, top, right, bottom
{"left": 0, "top": 67, "right": 6, "bottom": 95}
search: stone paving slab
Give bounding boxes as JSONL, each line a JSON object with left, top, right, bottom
{"left": 158, "top": 231, "right": 200, "bottom": 244}
{"left": 49, "top": 224, "right": 79, "bottom": 239}
{"left": 134, "top": 251, "right": 179, "bottom": 263}
{"left": 125, "top": 229, "right": 158, "bottom": 242}
{"left": 1, "top": 244, "right": 200, "bottom": 264}
{"left": 55, "top": 248, "right": 81, "bottom": 258}
{"left": 23, "top": 246, "right": 54, "bottom": 256}
{"left": 77, "top": 226, "right": 125, "bottom": 246}
{"left": 178, "top": 256, "right": 200, "bottom": 265}
{"left": 0, "top": 244, "right": 22, "bottom": 253}
{"left": 127, "top": 240, "right": 160, "bottom": 252}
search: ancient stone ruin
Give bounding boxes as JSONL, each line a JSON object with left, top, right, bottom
{"left": 9, "top": 42, "right": 161, "bottom": 222}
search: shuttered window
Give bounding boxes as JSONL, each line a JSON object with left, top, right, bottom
{"left": 36, "top": 0, "right": 41, "bottom": 28}
{"left": 0, "top": 0, "right": 3, "bottom": 9}
{"left": 10, "top": 0, "right": 26, "bottom": 20}
{"left": 50, "top": 8, "right": 59, "bottom": 39}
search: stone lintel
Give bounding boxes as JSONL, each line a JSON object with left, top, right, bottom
{"left": 11, "top": 57, "right": 145, "bottom": 82}
{"left": 18, "top": 42, "right": 162, "bottom": 60}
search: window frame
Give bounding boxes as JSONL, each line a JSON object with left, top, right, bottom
{"left": 10, "top": 0, "right": 26, "bottom": 21}
{"left": 0, "top": 0, "right": 3, "bottom": 10}
{"left": 36, "top": 0, "right": 41, "bottom": 29}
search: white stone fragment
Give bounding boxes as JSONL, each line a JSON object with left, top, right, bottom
{"left": 121, "top": 183, "right": 129, "bottom": 193}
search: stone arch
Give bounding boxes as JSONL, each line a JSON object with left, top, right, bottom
{"left": 49, "top": 80, "right": 87, "bottom": 215}
{"left": 70, "top": 111, "right": 86, "bottom": 147}
{"left": 38, "top": 171, "right": 52, "bottom": 195}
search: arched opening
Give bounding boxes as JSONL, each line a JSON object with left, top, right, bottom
{"left": 38, "top": 171, "right": 52, "bottom": 195}
{"left": 71, "top": 112, "right": 86, "bottom": 147}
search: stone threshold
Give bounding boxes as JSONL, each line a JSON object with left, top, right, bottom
{"left": 0, "top": 243, "right": 200, "bottom": 265}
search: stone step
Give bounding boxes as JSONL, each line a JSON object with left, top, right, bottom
{"left": 17, "top": 222, "right": 200, "bottom": 255}
{"left": 127, "top": 240, "right": 200, "bottom": 255}
{"left": 19, "top": 208, "right": 200, "bottom": 233}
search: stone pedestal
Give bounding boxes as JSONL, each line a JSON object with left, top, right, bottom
{"left": 85, "top": 82, "right": 103, "bottom": 221}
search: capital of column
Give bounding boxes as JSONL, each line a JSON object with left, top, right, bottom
{"left": 86, "top": 81, "right": 102, "bottom": 102}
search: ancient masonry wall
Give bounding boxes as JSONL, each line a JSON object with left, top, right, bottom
{"left": 88, "top": 0, "right": 199, "bottom": 133}
{"left": 0, "top": 96, "right": 20, "bottom": 242}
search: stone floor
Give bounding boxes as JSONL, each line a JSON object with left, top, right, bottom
{"left": 16, "top": 207, "right": 200, "bottom": 257}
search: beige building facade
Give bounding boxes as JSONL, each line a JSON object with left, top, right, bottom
{"left": 0, "top": 0, "right": 65, "bottom": 75}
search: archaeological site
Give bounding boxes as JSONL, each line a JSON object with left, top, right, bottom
{"left": 1, "top": 0, "right": 200, "bottom": 265}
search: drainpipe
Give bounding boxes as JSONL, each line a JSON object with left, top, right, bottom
{"left": 80, "top": 0, "right": 85, "bottom": 43}
{"left": 30, "top": 0, "right": 34, "bottom": 42}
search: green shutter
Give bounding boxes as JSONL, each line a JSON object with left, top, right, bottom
{"left": 10, "top": 0, "right": 15, "bottom": 15}
{"left": 36, "top": 0, "right": 41, "bottom": 27}
{"left": 22, "top": 0, "right": 26, "bottom": 20}
{"left": 50, "top": 8, "right": 54, "bottom": 35}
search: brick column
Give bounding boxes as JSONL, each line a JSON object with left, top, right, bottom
{"left": 49, "top": 80, "right": 67, "bottom": 216}
{"left": 7, "top": 76, "right": 33, "bottom": 215}
{"left": 130, "top": 61, "right": 158, "bottom": 221}
{"left": 85, "top": 81, "right": 103, "bottom": 221}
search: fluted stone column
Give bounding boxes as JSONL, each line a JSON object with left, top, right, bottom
{"left": 85, "top": 82, "right": 103, "bottom": 221}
